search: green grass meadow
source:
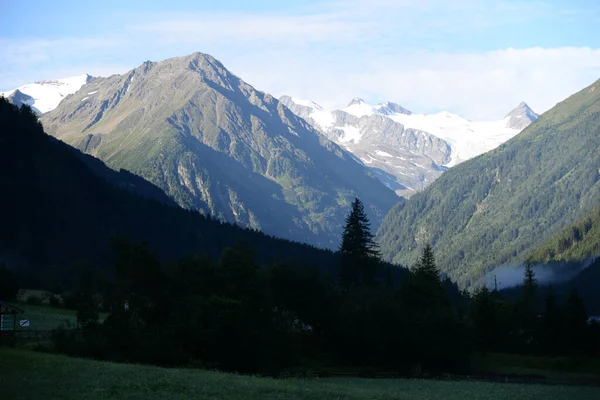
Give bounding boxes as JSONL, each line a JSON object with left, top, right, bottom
{"left": 13, "top": 304, "right": 77, "bottom": 330}
{"left": 1, "top": 348, "right": 600, "bottom": 400}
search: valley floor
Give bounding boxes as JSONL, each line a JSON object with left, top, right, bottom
{"left": 1, "top": 348, "right": 600, "bottom": 400}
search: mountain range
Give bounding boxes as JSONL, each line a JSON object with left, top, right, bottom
{"left": 2, "top": 66, "right": 538, "bottom": 202}
{"left": 377, "top": 78, "right": 600, "bottom": 286}
{"left": 35, "top": 53, "right": 398, "bottom": 249}
{"left": 3, "top": 50, "right": 598, "bottom": 290}
{"left": 280, "top": 96, "right": 538, "bottom": 197}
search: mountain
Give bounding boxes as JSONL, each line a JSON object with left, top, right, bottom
{"left": 505, "top": 101, "right": 539, "bottom": 129}
{"left": 376, "top": 78, "right": 600, "bottom": 287}
{"left": 4, "top": 90, "right": 34, "bottom": 109}
{"left": 1, "top": 74, "right": 92, "bottom": 114}
{"left": 39, "top": 53, "right": 398, "bottom": 249}
{"left": 280, "top": 96, "right": 536, "bottom": 197}
{"left": 280, "top": 96, "right": 451, "bottom": 197}
{"left": 0, "top": 97, "right": 343, "bottom": 287}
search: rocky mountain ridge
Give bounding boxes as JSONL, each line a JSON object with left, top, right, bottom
{"left": 280, "top": 96, "right": 537, "bottom": 197}
{"left": 39, "top": 52, "right": 399, "bottom": 249}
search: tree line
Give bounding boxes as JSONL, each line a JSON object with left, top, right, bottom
{"left": 2, "top": 198, "right": 599, "bottom": 375}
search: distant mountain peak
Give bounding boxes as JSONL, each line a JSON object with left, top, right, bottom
{"left": 34, "top": 73, "right": 92, "bottom": 86}
{"left": 183, "top": 52, "right": 226, "bottom": 70}
{"left": 375, "top": 101, "right": 412, "bottom": 116}
{"left": 348, "top": 97, "right": 366, "bottom": 106}
{"left": 504, "top": 101, "right": 539, "bottom": 129}
{"left": 279, "top": 95, "right": 323, "bottom": 112}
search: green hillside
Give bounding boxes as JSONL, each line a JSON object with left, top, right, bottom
{"left": 377, "top": 79, "right": 600, "bottom": 287}
{"left": 528, "top": 205, "right": 600, "bottom": 263}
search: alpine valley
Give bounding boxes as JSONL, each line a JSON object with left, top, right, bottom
{"left": 3, "top": 51, "right": 599, "bottom": 289}
{"left": 280, "top": 96, "right": 538, "bottom": 197}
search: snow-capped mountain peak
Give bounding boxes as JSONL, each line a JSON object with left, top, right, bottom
{"left": 343, "top": 98, "right": 378, "bottom": 117}
{"left": 342, "top": 98, "right": 413, "bottom": 118}
{"left": 290, "top": 97, "right": 323, "bottom": 111}
{"left": 279, "top": 95, "right": 538, "bottom": 196}
{"left": 1, "top": 74, "right": 92, "bottom": 114}
{"left": 348, "top": 97, "right": 366, "bottom": 106}
{"left": 374, "top": 101, "right": 412, "bottom": 116}
{"left": 504, "top": 101, "right": 539, "bottom": 129}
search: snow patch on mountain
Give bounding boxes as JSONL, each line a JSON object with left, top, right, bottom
{"left": 280, "top": 95, "right": 537, "bottom": 197}
{"left": 282, "top": 96, "right": 533, "bottom": 168}
{"left": 389, "top": 113, "right": 520, "bottom": 167}
{"left": 338, "top": 126, "right": 362, "bottom": 143}
{"left": 375, "top": 150, "right": 393, "bottom": 157}
{"left": 1, "top": 74, "right": 92, "bottom": 114}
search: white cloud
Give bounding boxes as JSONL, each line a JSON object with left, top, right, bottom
{"left": 134, "top": 13, "right": 357, "bottom": 44}
{"left": 227, "top": 46, "right": 600, "bottom": 119}
{"left": 0, "top": 36, "right": 130, "bottom": 90}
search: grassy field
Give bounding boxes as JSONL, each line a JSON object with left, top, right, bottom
{"left": 1, "top": 349, "right": 600, "bottom": 400}
{"left": 14, "top": 304, "right": 78, "bottom": 330}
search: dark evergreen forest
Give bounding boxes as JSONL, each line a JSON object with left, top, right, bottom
{"left": 1, "top": 98, "right": 599, "bottom": 375}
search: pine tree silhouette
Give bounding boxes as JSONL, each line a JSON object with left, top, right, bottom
{"left": 339, "top": 198, "right": 381, "bottom": 285}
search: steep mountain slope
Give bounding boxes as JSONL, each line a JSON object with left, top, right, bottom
{"left": 280, "top": 96, "right": 536, "bottom": 197}
{"left": 1, "top": 74, "right": 92, "bottom": 114}
{"left": 40, "top": 53, "right": 398, "bottom": 249}
{"left": 0, "top": 98, "right": 342, "bottom": 287}
{"left": 377, "top": 78, "right": 600, "bottom": 287}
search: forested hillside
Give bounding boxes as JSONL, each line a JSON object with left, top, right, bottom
{"left": 377, "top": 78, "right": 600, "bottom": 287}
{"left": 528, "top": 206, "right": 600, "bottom": 263}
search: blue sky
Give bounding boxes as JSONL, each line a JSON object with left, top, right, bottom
{"left": 2, "top": 0, "right": 600, "bottom": 119}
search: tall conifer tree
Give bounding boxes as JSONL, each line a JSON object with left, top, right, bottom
{"left": 415, "top": 244, "right": 440, "bottom": 280}
{"left": 339, "top": 198, "right": 381, "bottom": 285}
